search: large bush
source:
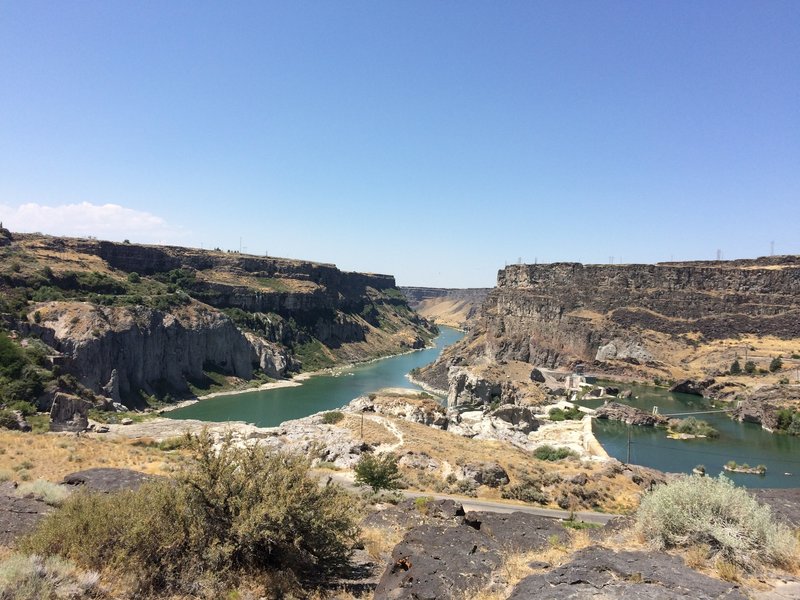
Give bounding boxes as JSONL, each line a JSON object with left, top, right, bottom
{"left": 636, "top": 475, "right": 797, "bottom": 571}
{"left": 22, "top": 432, "right": 360, "bottom": 596}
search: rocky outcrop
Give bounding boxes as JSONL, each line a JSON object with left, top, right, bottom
{"left": 49, "top": 392, "right": 89, "bottom": 432}
{"left": 374, "top": 510, "right": 568, "bottom": 600}
{"left": 731, "top": 385, "right": 800, "bottom": 431}
{"left": 460, "top": 462, "right": 509, "bottom": 488}
{"left": 348, "top": 393, "right": 448, "bottom": 428}
{"left": 447, "top": 367, "right": 502, "bottom": 408}
{"left": 670, "top": 378, "right": 715, "bottom": 396}
{"left": 61, "top": 468, "right": 155, "bottom": 493}
{"left": 508, "top": 547, "right": 747, "bottom": 600}
{"left": 595, "top": 402, "right": 668, "bottom": 426}
{"left": 34, "top": 303, "right": 260, "bottom": 407}
{"left": 417, "top": 258, "right": 800, "bottom": 383}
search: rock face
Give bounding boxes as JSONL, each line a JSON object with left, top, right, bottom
{"left": 416, "top": 258, "right": 800, "bottom": 384}
{"left": 731, "top": 385, "right": 800, "bottom": 431}
{"left": 4, "top": 234, "right": 436, "bottom": 407}
{"left": 670, "top": 378, "right": 715, "bottom": 396}
{"left": 595, "top": 402, "right": 668, "bottom": 426}
{"left": 374, "top": 510, "right": 568, "bottom": 600}
{"left": 0, "top": 482, "right": 51, "bottom": 547}
{"left": 62, "top": 468, "right": 155, "bottom": 493}
{"left": 49, "top": 392, "right": 89, "bottom": 432}
{"left": 508, "top": 547, "right": 747, "bottom": 600}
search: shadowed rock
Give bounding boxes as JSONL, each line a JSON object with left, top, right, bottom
{"left": 509, "top": 547, "right": 747, "bottom": 600}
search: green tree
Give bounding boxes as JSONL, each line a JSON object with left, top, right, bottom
{"left": 354, "top": 452, "right": 402, "bottom": 492}
{"left": 769, "top": 356, "right": 783, "bottom": 372}
{"left": 730, "top": 359, "right": 742, "bottom": 375}
{"left": 744, "top": 361, "right": 756, "bottom": 374}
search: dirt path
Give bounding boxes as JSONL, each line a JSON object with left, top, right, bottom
{"left": 367, "top": 415, "right": 404, "bottom": 453}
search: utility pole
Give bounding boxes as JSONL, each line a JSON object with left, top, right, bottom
{"left": 626, "top": 425, "right": 632, "bottom": 464}
{"left": 771, "top": 241, "right": 775, "bottom": 256}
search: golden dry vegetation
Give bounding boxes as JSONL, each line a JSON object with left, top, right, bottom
{"left": 0, "top": 429, "right": 185, "bottom": 484}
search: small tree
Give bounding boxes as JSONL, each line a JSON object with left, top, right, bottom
{"left": 744, "top": 361, "right": 756, "bottom": 374}
{"left": 730, "top": 359, "right": 741, "bottom": 375}
{"left": 769, "top": 356, "right": 783, "bottom": 372}
{"left": 354, "top": 452, "right": 401, "bottom": 492}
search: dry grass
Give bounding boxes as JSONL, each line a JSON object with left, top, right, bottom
{"left": 415, "top": 298, "right": 476, "bottom": 328}
{"left": 339, "top": 414, "right": 398, "bottom": 447}
{"left": 360, "top": 525, "right": 404, "bottom": 562}
{"left": 0, "top": 429, "right": 184, "bottom": 484}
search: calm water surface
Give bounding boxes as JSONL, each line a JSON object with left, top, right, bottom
{"left": 167, "top": 326, "right": 464, "bottom": 427}
{"left": 577, "top": 383, "right": 800, "bottom": 488}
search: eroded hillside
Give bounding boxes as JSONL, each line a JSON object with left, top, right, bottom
{"left": 0, "top": 230, "right": 436, "bottom": 408}
{"left": 400, "top": 287, "right": 489, "bottom": 328}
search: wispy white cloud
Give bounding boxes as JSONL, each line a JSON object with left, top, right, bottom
{"left": 0, "top": 202, "right": 185, "bottom": 244}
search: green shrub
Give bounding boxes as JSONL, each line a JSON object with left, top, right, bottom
{"left": 0, "top": 553, "right": 101, "bottom": 600}
{"left": 354, "top": 452, "right": 402, "bottom": 492}
{"left": 729, "top": 359, "right": 741, "bottom": 375}
{"left": 635, "top": 475, "right": 797, "bottom": 571}
{"left": 744, "top": 361, "right": 756, "bottom": 374}
{"left": 671, "top": 417, "right": 719, "bottom": 438}
{"left": 549, "top": 406, "right": 583, "bottom": 421}
{"left": 769, "top": 356, "right": 783, "bottom": 372}
{"left": 23, "top": 432, "right": 360, "bottom": 595}
{"left": 501, "top": 476, "right": 549, "bottom": 504}
{"left": 321, "top": 411, "right": 344, "bottom": 425}
{"left": 6, "top": 401, "right": 36, "bottom": 417}
{"left": 533, "top": 445, "right": 577, "bottom": 461}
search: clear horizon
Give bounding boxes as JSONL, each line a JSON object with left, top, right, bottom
{"left": 2, "top": 2, "right": 798, "bottom": 287}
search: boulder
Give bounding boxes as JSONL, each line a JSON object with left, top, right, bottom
{"left": 374, "top": 512, "right": 567, "bottom": 600}
{"left": 460, "top": 462, "right": 510, "bottom": 488}
{"left": 669, "top": 378, "right": 715, "bottom": 397}
{"left": 508, "top": 547, "right": 747, "bottom": 599}
{"left": 595, "top": 402, "right": 668, "bottom": 427}
{"left": 49, "top": 392, "right": 89, "bottom": 432}
{"left": 530, "top": 368, "right": 546, "bottom": 383}
{"left": 0, "top": 410, "right": 31, "bottom": 432}
{"left": 62, "top": 468, "right": 155, "bottom": 493}
{"left": 488, "top": 405, "right": 539, "bottom": 433}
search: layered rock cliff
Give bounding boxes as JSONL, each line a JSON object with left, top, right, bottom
{"left": 0, "top": 234, "right": 436, "bottom": 407}
{"left": 416, "top": 257, "right": 800, "bottom": 400}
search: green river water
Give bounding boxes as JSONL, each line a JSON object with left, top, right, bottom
{"left": 577, "top": 383, "right": 800, "bottom": 488}
{"left": 167, "top": 326, "right": 464, "bottom": 426}
{"left": 168, "top": 328, "right": 798, "bottom": 489}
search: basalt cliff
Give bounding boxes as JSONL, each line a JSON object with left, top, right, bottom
{"left": 417, "top": 258, "right": 800, "bottom": 412}
{"left": 0, "top": 231, "right": 436, "bottom": 408}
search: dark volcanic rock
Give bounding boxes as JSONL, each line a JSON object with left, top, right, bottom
{"left": 0, "top": 482, "right": 52, "bottom": 547}
{"left": 749, "top": 488, "right": 800, "bottom": 529}
{"left": 509, "top": 547, "right": 747, "bottom": 600}
{"left": 374, "top": 512, "right": 566, "bottom": 600}
{"left": 61, "top": 468, "right": 155, "bottom": 493}
{"left": 530, "top": 368, "right": 546, "bottom": 383}
{"left": 374, "top": 523, "right": 501, "bottom": 600}
{"left": 595, "top": 402, "right": 668, "bottom": 426}
{"left": 361, "top": 499, "right": 465, "bottom": 531}
{"left": 670, "top": 378, "right": 715, "bottom": 396}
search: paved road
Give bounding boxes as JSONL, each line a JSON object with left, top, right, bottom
{"left": 322, "top": 471, "right": 619, "bottom": 525}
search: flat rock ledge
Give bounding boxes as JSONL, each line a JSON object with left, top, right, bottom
{"left": 373, "top": 510, "right": 569, "bottom": 600}
{"left": 508, "top": 547, "right": 747, "bottom": 600}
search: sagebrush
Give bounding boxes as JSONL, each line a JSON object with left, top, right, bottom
{"left": 23, "top": 432, "right": 360, "bottom": 596}
{"left": 635, "top": 475, "right": 797, "bottom": 571}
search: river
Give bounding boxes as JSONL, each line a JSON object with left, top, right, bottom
{"left": 167, "top": 326, "right": 464, "bottom": 427}
{"left": 577, "top": 383, "right": 800, "bottom": 488}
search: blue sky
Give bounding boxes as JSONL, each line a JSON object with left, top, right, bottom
{"left": 1, "top": 2, "right": 798, "bottom": 287}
